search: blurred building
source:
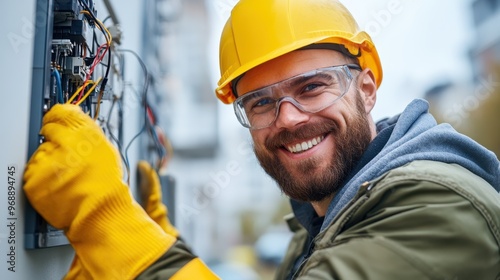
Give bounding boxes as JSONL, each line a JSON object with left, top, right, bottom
{"left": 425, "top": 0, "right": 500, "bottom": 155}
{"left": 143, "top": 1, "right": 500, "bottom": 278}
{"left": 140, "top": 0, "right": 291, "bottom": 273}
{"left": 470, "top": 0, "right": 500, "bottom": 80}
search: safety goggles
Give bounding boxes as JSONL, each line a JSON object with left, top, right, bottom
{"left": 233, "top": 64, "right": 361, "bottom": 130}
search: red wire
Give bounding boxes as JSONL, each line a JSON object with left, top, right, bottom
{"left": 146, "top": 106, "right": 156, "bottom": 124}
{"left": 74, "top": 43, "right": 109, "bottom": 103}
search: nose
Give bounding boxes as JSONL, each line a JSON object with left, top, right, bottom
{"left": 273, "top": 99, "right": 310, "bottom": 129}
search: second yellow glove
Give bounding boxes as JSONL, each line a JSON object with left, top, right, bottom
{"left": 137, "top": 160, "right": 180, "bottom": 238}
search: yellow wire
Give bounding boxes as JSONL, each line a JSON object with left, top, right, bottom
{"left": 97, "top": 18, "right": 113, "bottom": 45}
{"left": 67, "top": 80, "right": 95, "bottom": 104}
{"left": 93, "top": 90, "right": 104, "bottom": 120}
{"left": 80, "top": 11, "right": 112, "bottom": 45}
{"left": 75, "top": 77, "right": 103, "bottom": 106}
{"left": 80, "top": 10, "right": 91, "bottom": 16}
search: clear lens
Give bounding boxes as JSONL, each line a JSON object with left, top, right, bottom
{"left": 233, "top": 64, "right": 360, "bottom": 129}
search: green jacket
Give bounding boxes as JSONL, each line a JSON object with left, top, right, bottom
{"left": 275, "top": 160, "right": 500, "bottom": 279}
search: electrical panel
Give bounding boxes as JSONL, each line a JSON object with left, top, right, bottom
{"left": 26, "top": 0, "right": 174, "bottom": 249}
{"left": 26, "top": 0, "right": 120, "bottom": 249}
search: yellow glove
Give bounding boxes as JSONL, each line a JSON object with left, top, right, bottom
{"left": 137, "top": 161, "right": 180, "bottom": 238}
{"left": 23, "top": 104, "right": 176, "bottom": 280}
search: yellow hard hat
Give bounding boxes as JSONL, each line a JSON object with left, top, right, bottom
{"left": 216, "top": 0, "right": 383, "bottom": 104}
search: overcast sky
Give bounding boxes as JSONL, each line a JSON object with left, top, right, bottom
{"left": 343, "top": 0, "right": 475, "bottom": 120}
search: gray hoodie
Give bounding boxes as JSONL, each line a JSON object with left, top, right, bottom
{"left": 321, "top": 98, "right": 500, "bottom": 232}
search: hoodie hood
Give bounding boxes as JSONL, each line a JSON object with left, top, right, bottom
{"left": 316, "top": 99, "right": 500, "bottom": 232}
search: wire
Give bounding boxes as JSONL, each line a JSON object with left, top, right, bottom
{"left": 73, "top": 42, "right": 108, "bottom": 103}
{"left": 83, "top": 41, "right": 87, "bottom": 58}
{"left": 75, "top": 77, "right": 103, "bottom": 106}
{"left": 149, "top": 124, "right": 166, "bottom": 169}
{"left": 118, "top": 49, "right": 149, "bottom": 98}
{"left": 103, "top": 15, "right": 112, "bottom": 24}
{"left": 93, "top": 89, "right": 105, "bottom": 120}
{"left": 69, "top": 42, "right": 106, "bottom": 104}
{"left": 146, "top": 105, "right": 156, "bottom": 124}
{"left": 67, "top": 80, "right": 95, "bottom": 104}
{"left": 117, "top": 49, "right": 173, "bottom": 174}
{"left": 144, "top": 101, "right": 171, "bottom": 172}
{"left": 79, "top": 9, "right": 112, "bottom": 46}
{"left": 79, "top": 7, "right": 113, "bottom": 108}
{"left": 118, "top": 49, "right": 150, "bottom": 185}
{"left": 51, "top": 69, "right": 64, "bottom": 103}
{"left": 98, "top": 19, "right": 112, "bottom": 45}
{"left": 155, "top": 125, "right": 173, "bottom": 174}
{"left": 91, "top": 43, "right": 112, "bottom": 119}
{"left": 107, "top": 96, "right": 130, "bottom": 182}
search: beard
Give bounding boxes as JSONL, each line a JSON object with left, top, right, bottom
{"left": 254, "top": 92, "right": 372, "bottom": 202}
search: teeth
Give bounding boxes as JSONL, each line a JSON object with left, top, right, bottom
{"left": 287, "top": 136, "right": 324, "bottom": 153}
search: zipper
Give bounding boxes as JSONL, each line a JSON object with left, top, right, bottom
{"left": 290, "top": 238, "right": 316, "bottom": 279}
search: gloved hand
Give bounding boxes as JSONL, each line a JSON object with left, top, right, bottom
{"left": 23, "top": 104, "right": 176, "bottom": 280}
{"left": 137, "top": 161, "right": 180, "bottom": 238}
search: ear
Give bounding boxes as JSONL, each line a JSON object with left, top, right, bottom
{"left": 357, "top": 68, "right": 377, "bottom": 114}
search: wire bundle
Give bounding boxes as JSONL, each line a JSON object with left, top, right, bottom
{"left": 105, "top": 49, "right": 173, "bottom": 184}
{"left": 145, "top": 103, "right": 173, "bottom": 174}
{"left": 53, "top": 3, "right": 173, "bottom": 184}
{"left": 65, "top": 2, "right": 113, "bottom": 111}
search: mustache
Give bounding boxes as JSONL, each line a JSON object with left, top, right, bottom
{"left": 265, "top": 119, "right": 339, "bottom": 150}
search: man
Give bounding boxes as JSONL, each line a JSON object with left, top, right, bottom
{"left": 24, "top": 0, "right": 500, "bottom": 279}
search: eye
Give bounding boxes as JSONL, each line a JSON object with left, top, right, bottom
{"left": 300, "top": 82, "right": 328, "bottom": 98}
{"left": 252, "top": 97, "right": 274, "bottom": 108}
{"left": 243, "top": 97, "right": 275, "bottom": 115}
{"left": 303, "top": 83, "right": 323, "bottom": 92}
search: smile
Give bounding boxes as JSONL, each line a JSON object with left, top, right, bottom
{"left": 286, "top": 136, "right": 325, "bottom": 153}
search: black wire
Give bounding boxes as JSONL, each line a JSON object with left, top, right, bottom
{"left": 103, "top": 15, "right": 112, "bottom": 24}
{"left": 97, "top": 44, "right": 112, "bottom": 109}
{"left": 80, "top": 0, "right": 112, "bottom": 121}
{"left": 92, "top": 29, "right": 97, "bottom": 55}
{"left": 104, "top": 47, "right": 112, "bottom": 79}
{"left": 118, "top": 53, "right": 125, "bottom": 145}
{"left": 79, "top": 0, "right": 111, "bottom": 47}
{"left": 101, "top": 44, "right": 111, "bottom": 88}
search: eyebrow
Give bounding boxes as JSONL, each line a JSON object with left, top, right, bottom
{"left": 288, "top": 72, "right": 332, "bottom": 88}
{"left": 243, "top": 88, "right": 269, "bottom": 102}
{"left": 241, "top": 71, "right": 333, "bottom": 101}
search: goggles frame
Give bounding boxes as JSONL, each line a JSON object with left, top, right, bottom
{"left": 233, "top": 64, "right": 361, "bottom": 130}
